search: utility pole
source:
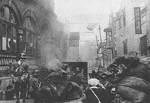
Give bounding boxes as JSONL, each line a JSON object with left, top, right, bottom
{"left": 99, "top": 25, "right": 102, "bottom": 44}
{"left": 98, "top": 25, "right": 104, "bottom": 69}
{"left": 95, "top": 34, "right": 99, "bottom": 48}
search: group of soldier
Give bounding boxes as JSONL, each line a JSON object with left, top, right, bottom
{"left": 0, "top": 55, "right": 35, "bottom": 102}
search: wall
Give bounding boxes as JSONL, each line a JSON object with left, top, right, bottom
{"left": 111, "top": 0, "right": 147, "bottom": 57}
{"left": 0, "top": 0, "right": 68, "bottom": 70}
{"left": 65, "top": 23, "right": 98, "bottom": 73}
{"left": 146, "top": 0, "right": 150, "bottom": 55}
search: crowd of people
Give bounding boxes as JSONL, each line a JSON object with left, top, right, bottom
{"left": 88, "top": 56, "right": 150, "bottom": 103}
{"left": 0, "top": 55, "right": 88, "bottom": 103}
{"left": 0, "top": 55, "right": 41, "bottom": 103}
{"left": 1, "top": 55, "right": 150, "bottom": 103}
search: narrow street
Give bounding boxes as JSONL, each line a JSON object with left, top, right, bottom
{"left": 0, "top": 0, "right": 150, "bottom": 103}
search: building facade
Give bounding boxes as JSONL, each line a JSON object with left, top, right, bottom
{"left": 146, "top": 0, "right": 150, "bottom": 55}
{"left": 110, "top": 0, "right": 148, "bottom": 57}
{"left": 0, "top": 0, "right": 67, "bottom": 71}
{"left": 65, "top": 23, "right": 98, "bottom": 73}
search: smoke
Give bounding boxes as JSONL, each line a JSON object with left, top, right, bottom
{"left": 35, "top": 0, "right": 67, "bottom": 70}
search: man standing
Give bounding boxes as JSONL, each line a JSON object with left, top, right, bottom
{"left": 11, "top": 55, "right": 27, "bottom": 103}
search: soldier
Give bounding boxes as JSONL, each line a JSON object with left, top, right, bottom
{"left": 11, "top": 54, "right": 27, "bottom": 103}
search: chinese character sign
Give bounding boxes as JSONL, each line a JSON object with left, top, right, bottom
{"left": 134, "top": 7, "right": 142, "bottom": 34}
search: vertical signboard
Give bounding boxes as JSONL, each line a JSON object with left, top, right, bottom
{"left": 123, "top": 39, "right": 128, "bottom": 55}
{"left": 134, "top": 7, "right": 142, "bottom": 34}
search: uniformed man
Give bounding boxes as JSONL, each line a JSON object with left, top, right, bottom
{"left": 10, "top": 54, "right": 27, "bottom": 103}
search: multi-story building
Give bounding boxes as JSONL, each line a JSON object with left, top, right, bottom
{"left": 110, "top": 0, "right": 148, "bottom": 57}
{"left": 65, "top": 23, "right": 98, "bottom": 73}
{"left": 0, "top": 0, "right": 67, "bottom": 72}
{"left": 146, "top": 0, "right": 150, "bottom": 55}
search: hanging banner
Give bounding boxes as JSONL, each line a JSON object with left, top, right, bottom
{"left": 134, "top": 7, "right": 142, "bottom": 34}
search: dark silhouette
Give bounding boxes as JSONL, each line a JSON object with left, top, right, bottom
{"left": 60, "top": 82, "right": 83, "bottom": 101}
{"left": 11, "top": 58, "right": 30, "bottom": 103}
{"left": 33, "top": 67, "right": 85, "bottom": 103}
{"left": 106, "top": 56, "right": 150, "bottom": 103}
{"left": 84, "top": 86, "right": 113, "bottom": 103}
{"left": 9, "top": 39, "right": 16, "bottom": 53}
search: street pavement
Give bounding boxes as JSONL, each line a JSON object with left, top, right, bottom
{"left": 0, "top": 99, "right": 34, "bottom": 103}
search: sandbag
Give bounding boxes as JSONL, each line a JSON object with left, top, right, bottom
{"left": 118, "top": 76, "right": 150, "bottom": 93}
{"left": 117, "top": 76, "right": 150, "bottom": 103}
{"left": 117, "top": 86, "right": 148, "bottom": 103}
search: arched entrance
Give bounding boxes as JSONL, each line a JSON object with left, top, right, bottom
{"left": 0, "top": 1, "right": 22, "bottom": 70}
{"left": 22, "top": 9, "right": 39, "bottom": 56}
{"left": 0, "top": 1, "right": 22, "bottom": 100}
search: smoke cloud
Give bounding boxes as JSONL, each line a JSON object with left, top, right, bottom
{"left": 35, "top": 0, "right": 68, "bottom": 70}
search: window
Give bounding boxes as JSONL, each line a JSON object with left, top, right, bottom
{"left": 69, "top": 32, "right": 80, "bottom": 47}
{"left": 25, "top": 30, "right": 34, "bottom": 55}
{"left": 0, "top": 23, "right": 7, "bottom": 51}
{"left": 23, "top": 17, "right": 37, "bottom": 56}
{"left": 4, "top": 7, "right": 10, "bottom": 21}
{"left": 106, "top": 32, "right": 112, "bottom": 43}
{"left": 0, "top": 6, "right": 17, "bottom": 53}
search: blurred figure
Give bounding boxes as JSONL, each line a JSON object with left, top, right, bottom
{"left": 70, "top": 67, "right": 83, "bottom": 85}
{"left": 5, "top": 84, "right": 14, "bottom": 100}
{"left": 9, "top": 38, "right": 16, "bottom": 53}
{"left": 60, "top": 82, "right": 84, "bottom": 101}
{"left": 91, "top": 70, "right": 97, "bottom": 78}
{"left": 10, "top": 54, "right": 29, "bottom": 103}
{"left": 107, "top": 56, "right": 150, "bottom": 103}
{"left": 84, "top": 78, "right": 112, "bottom": 103}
